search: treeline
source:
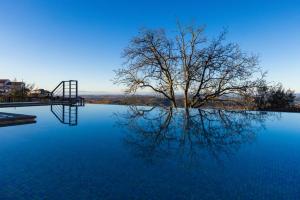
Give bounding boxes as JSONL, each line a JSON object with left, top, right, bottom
{"left": 254, "top": 83, "right": 297, "bottom": 111}
{"left": 85, "top": 93, "right": 300, "bottom": 112}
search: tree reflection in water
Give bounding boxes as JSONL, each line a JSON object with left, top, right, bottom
{"left": 115, "top": 106, "right": 279, "bottom": 168}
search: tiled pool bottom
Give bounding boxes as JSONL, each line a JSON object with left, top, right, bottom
{"left": 0, "top": 104, "right": 299, "bottom": 199}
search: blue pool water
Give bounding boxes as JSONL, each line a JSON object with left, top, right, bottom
{"left": 0, "top": 104, "right": 299, "bottom": 199}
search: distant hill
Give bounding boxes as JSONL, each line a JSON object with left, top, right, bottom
{"left": 82, "top": 94, "right": 174, "bottom": 107}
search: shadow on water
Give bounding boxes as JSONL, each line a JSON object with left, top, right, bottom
{"left": 115, "top": 106, "right": 280, "bottom": 168}
{"left": 50, "top": 104, "right": 79, "bottom": 126}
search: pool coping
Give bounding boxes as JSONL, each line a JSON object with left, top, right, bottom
{"left": 0, "top": 112, "right": 37, "bottom": 127}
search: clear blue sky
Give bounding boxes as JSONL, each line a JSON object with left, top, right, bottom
{"left": 0, "top": 0, "right": 299, "bottom": 93}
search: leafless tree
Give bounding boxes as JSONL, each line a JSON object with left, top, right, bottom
{"left": 115, "top": 23, "right": 265, "bottom": 108}
{"left": 114, "top": 29, "right": 178, "bottom": 107}
{"left": 180, "top": 28, "right": 265, "bottom": 108}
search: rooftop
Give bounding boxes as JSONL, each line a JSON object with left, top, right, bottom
{"left": 0, "top": 79, "right": 10, "bottom": 84}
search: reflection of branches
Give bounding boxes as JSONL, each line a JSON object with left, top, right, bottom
{"left": 180, "top": 109, "right": 271, "bottom": 163}
{"left": 115, "top": 106, "right": 279, "bottom": 167}
{"left": 115, "top": 106, "right": 177, "bottom": 163}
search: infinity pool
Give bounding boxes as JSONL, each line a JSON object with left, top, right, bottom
{"left": 0, "top": 104, "right": 299, "bottom": 199}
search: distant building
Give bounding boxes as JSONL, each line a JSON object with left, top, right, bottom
{"left": 0, "top": 79, "right": 10, "bottom": 93}
{"left": 30, "top": 89, "right": 51, "bottom": 97}
{"left": 0, "top": 79, "right": 25, "bottom": 95}
{"left": 6, "top": 81, "right": 25, "bottom": 92}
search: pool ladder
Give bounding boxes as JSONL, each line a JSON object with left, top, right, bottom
{"left": 51, "top": 80, "right": 84, "bottom": 106}
{"left": 50, "top": 104, "right": 78, "bottom": 126}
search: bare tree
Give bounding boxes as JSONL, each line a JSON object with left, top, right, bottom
{"left": 114, "top": 29, "right": 178, "bottom": 107}
{"left": 176, "top": 23, "right": 207, "bottom": 108}
{"left": 184, "top": 30, "right": 265, "bottom": 107}
{"left": 115, "top": 23, "right": 265, "bottom": 108}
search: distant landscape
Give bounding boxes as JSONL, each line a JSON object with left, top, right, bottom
{"left": 83, "top": 94, "right": 300, "bottom": 112}
{"left": 1, "top": 1, "right": 300, "bottom": 199}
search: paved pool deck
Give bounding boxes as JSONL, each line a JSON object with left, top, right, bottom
{"left": 0, "top": 112, "right": 36, "bottom": 127}
{"left": 0, "top": 101, "right": 68, "bottom": 108}
{"left": 0, "top": 100, "right": 84, "bottom": 108}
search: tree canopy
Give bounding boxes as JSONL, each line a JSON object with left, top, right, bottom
{"left": 115, "top": 23, "right": 266, "bottom": 108}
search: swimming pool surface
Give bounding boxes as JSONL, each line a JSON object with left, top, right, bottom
{"left": 0, "top": 104, "right": 299, "bottom": 199}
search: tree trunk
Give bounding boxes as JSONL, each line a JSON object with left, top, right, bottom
{"left": 184, "top": 89, "right": 189, "bottom": 109}
{"left": 183, "top": 75, "right": 191, "bottom": 108}
{"left": 171, "top": 96, "right": 177, "bottom": 108}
